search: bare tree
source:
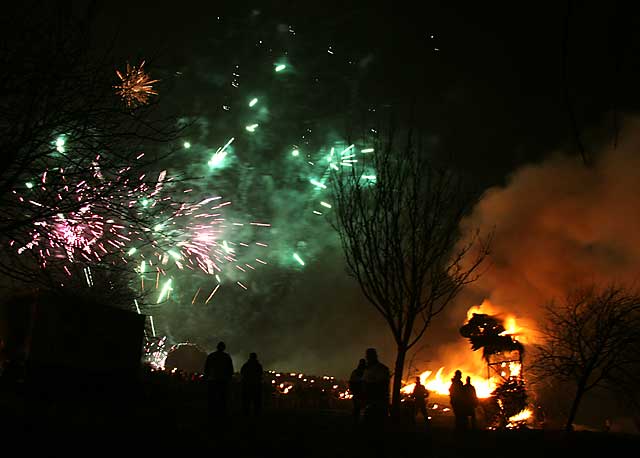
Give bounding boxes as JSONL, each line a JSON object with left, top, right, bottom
{"left": 0, "top": 5, "right": 183, "bottom": 285}
{"left": 330, "top": 129, "right": 490, "bottom": 413}
{"left": 532, "top": 284, "right": 640, "bottom": 432}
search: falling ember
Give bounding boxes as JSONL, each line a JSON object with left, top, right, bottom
{"left": 149, "top": 316, "right": 156, "bottom": 337}
{"left": 293, "top": 252, "right": 305, "bottom": 266}
{"left": 115, "top": 61, "right": 159, "bottom": 108}
{"left": 205, "top": 284, "right": 220, "bottom": 304}
{"left": 191, "top": 287, "right": 201, "bottom": 304}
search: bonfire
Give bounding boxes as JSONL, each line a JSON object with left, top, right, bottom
{"left": 400, "top": 303, "right": 534, "bottom": 429}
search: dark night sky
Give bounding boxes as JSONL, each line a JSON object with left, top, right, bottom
{"left": 15, "top": 1, "right": 640, "bottom": 379}
{"left": 93, "top": 0, "right": 640, "bottom": 185}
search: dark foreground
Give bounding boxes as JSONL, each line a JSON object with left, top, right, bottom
{"left": 1, "top": 401, "right": 638, "bottom": 457}
{"left": 1, "top": 369, "right": 638, "bottom": 456}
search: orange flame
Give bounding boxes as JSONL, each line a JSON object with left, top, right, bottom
{"left": 402, "top": 300, "right": 530, "bottom": 400}
{"left": 402, "top": 367, "right": 497, "bottom": 399}
{"left": 507, "top": 408, "right": 533, "bottom": 428}
{"left": 468, "top": 299, "right": 532, "bottom": 343}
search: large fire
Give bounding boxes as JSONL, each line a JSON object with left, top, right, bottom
{"left": 401, "top": 367, "right": 497, "bottom": 398}
{"left": 402, "top": 300, "right": 530, "bottom": 401}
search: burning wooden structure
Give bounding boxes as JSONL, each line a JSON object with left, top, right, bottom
{"left": 460, "top": 313, "right": 528, "bottom": 427}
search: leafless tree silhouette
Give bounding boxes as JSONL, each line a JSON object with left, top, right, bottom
{"left": 331, "top": 128, "right": 490, "bottom": 414}
{"left": 532, "top": 284, "right": 640, "bottom": 432}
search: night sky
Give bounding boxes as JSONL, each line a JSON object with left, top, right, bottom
{"left": 10, "top": 1, "right": 640, "bottom": 379}
{"left": 96, "top": 1, "right": 640, "bottom": 179}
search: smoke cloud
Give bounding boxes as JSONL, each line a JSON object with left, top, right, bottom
{"left": 458, "top": 118, "right": 640, "bottom": 331}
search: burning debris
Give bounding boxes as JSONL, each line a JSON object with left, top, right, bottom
{"left": 459, "top": 313, "right": 525, "bottom": 361}
{"left": 460, "top": 311, "right": 529, "bottom": 429}
{"left": 267, "top": 371, "right": 350, "bottom": 402}
{"left": 507, "top": 408, "right": 533, "bottom": 429}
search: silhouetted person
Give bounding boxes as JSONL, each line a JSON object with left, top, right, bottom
{"left": 362, "top": 348, "right": 390, "bottom": 431}
{"left": 412, "top": 377, "right": 430, "bottom": 426}
{"left": 349, "top": 358, "right": 366, "bottom": 425}
{"left": 204, "top": 341, "right": 234, "bottom": 423}
{"left": 449, "top": 369, "right": 467, "bottom": 432}
{"left": 463, "top": 376, "right": 479, "bottom": 430}
{"left": 240, "top": 352, "right": 263, "bottom": 416}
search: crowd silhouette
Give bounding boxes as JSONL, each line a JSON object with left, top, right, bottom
{"left": 200, "top": 344, "right": 482, "bottom": 433}
{"left": 2, "top": 335, "right": 482, "bottom": 437}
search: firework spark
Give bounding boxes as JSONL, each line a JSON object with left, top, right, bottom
{"left": 115, "top": 61, "right": 159, "bottom": 108}
{"left": 14, "top": 153, "right": 270, "bottom": 303}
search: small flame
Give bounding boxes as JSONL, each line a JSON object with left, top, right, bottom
{"left": 509, "top": 409, "right": 533, "bottom": 424}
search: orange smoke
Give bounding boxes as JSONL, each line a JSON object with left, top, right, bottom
{"left": 402, "top": 121, "right": 640, "bottom": 416}
{"left": 459, "top": 120, "right": 640, "bottom": 324}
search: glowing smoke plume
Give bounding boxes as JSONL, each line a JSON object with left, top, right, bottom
{"left": 459, "top": 119, "right": 640, "bottom": 323}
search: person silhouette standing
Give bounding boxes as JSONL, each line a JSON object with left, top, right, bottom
{"left": 449, "top": 369, "right": 467, "bottom": 432}
{"left": 204, "top": 341, "right": 234, "bottom": 424}
{"left": 463, "top": 376, "right": 479, "bottom": 430}
{"left": 362, "top": 348, "right": 390, "bottom": 432}
{"left": 412, "top": 377, "right": 430, "bottom": 427}
{"left": 240, "top": 352, "right": 263, "bottom": 416}
{"left": 349, "top": 358, "right": 366, "bottom": 425}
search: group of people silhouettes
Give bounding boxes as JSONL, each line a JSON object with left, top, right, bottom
{"left": 204, "top": 342, "right": 263, "bottom": 422}
{"left": 448, "top": 369, "right": 479, "bottom": 431}
{"left": 350, "top": 354, "right": 481, "bottom": 432}
{"left": 204, "top": 342, "right": 478, "bottom": 432}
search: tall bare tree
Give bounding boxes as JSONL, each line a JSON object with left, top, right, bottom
{"left": 330, "top": 129, "right": 490, "bottom": 413}
{"left": 532, "top": 284, "right": 640, "bottom": 432}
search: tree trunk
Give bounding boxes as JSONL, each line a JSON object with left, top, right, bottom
{"left": 565, "top": 380, "right": 587, "bottom": 433}
{"left": 391, "top": 344, "right": 407, "bottom": 417}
